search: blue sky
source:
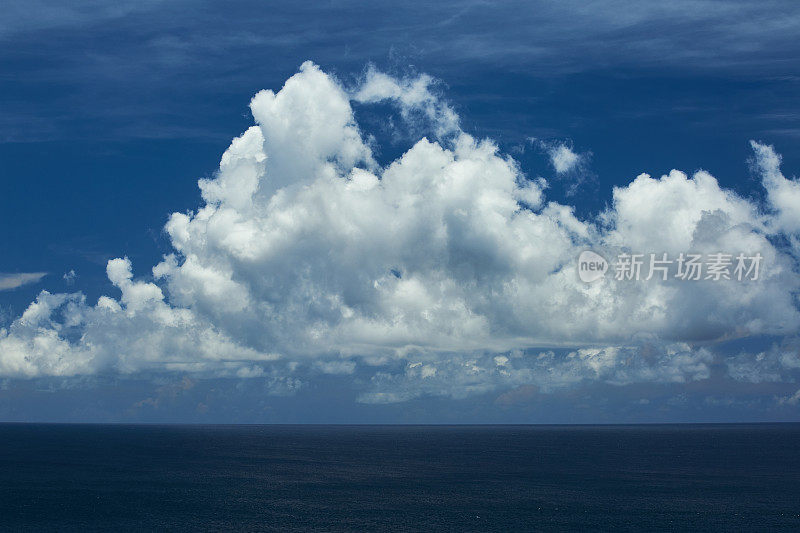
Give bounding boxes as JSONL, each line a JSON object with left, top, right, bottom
{"left": 1, "top": 0, "right": 800, "bottom": 422}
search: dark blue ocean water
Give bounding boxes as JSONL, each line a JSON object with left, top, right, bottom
{"left": 0, "top": 424, "right": 798, "bottom": 531}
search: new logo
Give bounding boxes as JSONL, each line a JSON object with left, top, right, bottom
{"left": 578, "top": 250, "right": 608, "bottom": 282}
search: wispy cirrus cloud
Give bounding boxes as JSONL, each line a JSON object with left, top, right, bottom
{"left": 1, "top": 1, "right": 798, "bottom": 144}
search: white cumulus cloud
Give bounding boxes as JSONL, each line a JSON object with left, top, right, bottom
{"left": 2, "top": 61, "right": 800, "bottom": 403}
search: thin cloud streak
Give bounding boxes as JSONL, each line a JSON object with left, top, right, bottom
{"left": 0, "top": 272, "right": 47, "bottom": 291}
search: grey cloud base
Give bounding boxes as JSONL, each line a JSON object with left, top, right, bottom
{"left": 1, "top": 62, "right": 799, "bottom": 404}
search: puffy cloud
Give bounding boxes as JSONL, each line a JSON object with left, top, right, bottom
{"left": 0, "top": 272, "right": 47, "bottom": 291}
{"left": 2, "top": 62, "right": 800, "bottom": 402}
{"left": 0, "top": 260, "right": 278, "bottom": 378}
{"left": 352, "top": 65, "right": 460, "bottom": 138}
{"left": 529, "top": 139, "right": 592, "bottom": 195}
{"left": 751, "top": 140, "right": 800, "bottom": 235}
{"left": 549, "top": 144, "right": 581, "bottom": 174}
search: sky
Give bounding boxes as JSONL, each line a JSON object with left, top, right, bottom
{"left": 1, "top": 0, "right": 800, "bottom": 423}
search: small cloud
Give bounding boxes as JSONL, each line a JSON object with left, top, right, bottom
{"left": 0, "top": 272, "right": 47, "bottom": 291}
{"left": 235, "top": 365, "right": 265, "bottom": 378}
{"left": 549, "top": 144, "right": 581, "bottom": 174}
{"left": 352, "top": 65, "right": 460, "bottom": 138}
{"left": 313, "top": 360, "right": 357, "bottom": 375}
{"left": 63, "top": 269, "right": 77, "bottom": 286}
{"left": 529, "top": 138, "right": 593, "bottom": 195}
{"left": 778, "top": 389, "right": 800, "bottom": 406}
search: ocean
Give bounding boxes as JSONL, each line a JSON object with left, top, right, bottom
{"left": 0, "top": 424, "right": 798, "bottom": 531}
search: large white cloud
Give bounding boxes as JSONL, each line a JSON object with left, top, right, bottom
{"left": 2, "top": 61, "right": 799, "bottom": 402}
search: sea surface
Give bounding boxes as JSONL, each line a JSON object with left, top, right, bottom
{"left": 0, "top": 424, "right": 798, "bottom": 531}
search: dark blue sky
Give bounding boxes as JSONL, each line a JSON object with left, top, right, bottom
{"left": 1, "top": 1, "right": 799, "bottom": 422}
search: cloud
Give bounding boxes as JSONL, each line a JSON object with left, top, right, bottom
{"left": 358, "top": 343, "right": 713, "bottom": 403}
{"left": 0, "top": 272, "right": 47, "bottom": 291}
{"left": 4, "top": 1, "right": 797, "bottom": 146}
{"left": 751, "top": 140, "right": 800, "bottom": 235}
{"left": 1, "top": 62, "right": 800, "bottom": 403}
{"left": 63, "top": 270, "right": 77, "bottom": 285}
{"left": 0, "top": 0, "right": 165, "bottom": 39}
{"left": 549, "top": 144, "right": 581, "bottom": 174}
{"left": 726, "top": 341, "right": 800, "bottom": 383}
{"left": 778, "top": 388, "right": 800, "bottom": 406}
{"left": 352, "top": 66, "right": 460, "bottom": 138}
{"left": 313, "top": 360, "right": 357, "bottom": 376}
{"left": 0, "top": 260, "right": 278, "bottom": 378}
{"left": 530, "top": 139, "right": 593, "bottom": 195}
